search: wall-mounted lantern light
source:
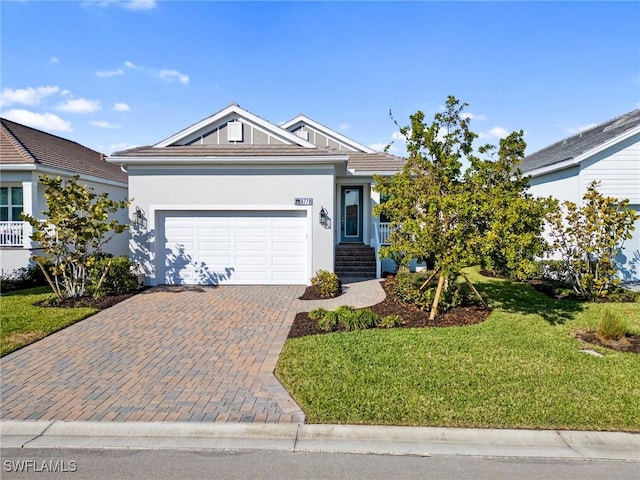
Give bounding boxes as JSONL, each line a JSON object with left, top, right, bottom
{"left": 319, "top": 206, "right": 331, "bottom": 228}
{"left": 132, "top": 206, "right": 146, "bottom": 228}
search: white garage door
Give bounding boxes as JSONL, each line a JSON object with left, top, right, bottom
{"left": 159, "top": 211, "right": 308, "bottom": 285}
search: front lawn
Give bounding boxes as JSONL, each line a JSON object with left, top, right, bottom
{"left": 0, "top": 286, "right": 97, "bottom": 356}
{"left": 276, "top": 269, "right": 640, "bottom": 431}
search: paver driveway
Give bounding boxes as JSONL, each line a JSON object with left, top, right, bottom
{"left": 0, "top": 286, "right": 306, "bottom": 423}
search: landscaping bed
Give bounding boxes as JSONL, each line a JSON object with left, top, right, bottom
{"left": 289, "top": 279, "right": 489, "bottom": 338}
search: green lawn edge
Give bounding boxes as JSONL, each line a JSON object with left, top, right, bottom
{"left": 0, "top": 286, "right": 98, "bottom": 356}
{"left": 276, "top": 268, "right": 640, "bottom": 431}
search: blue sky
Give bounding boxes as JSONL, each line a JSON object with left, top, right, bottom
{"left": 1, "top": 1, "right": 639, "bottom": 156}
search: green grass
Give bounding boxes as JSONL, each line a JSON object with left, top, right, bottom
{"left": 276, "top": 268, "right": 640, "bottom": 431}
{"left": 0, "top": 286, "right": 97, "bottom": 356}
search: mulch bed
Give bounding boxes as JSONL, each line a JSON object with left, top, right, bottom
{"left": 288, "top": 278, "right": 491, "bottom": 339}
{"left": 35, "top": 288, "right": 146, "bottom": 310}
{"left": 298, "top": 283, "right": 343, "bottom": 300}
{"left": 574, "top": 330, "right": 640, "bottom": 354}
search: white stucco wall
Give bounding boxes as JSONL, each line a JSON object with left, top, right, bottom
{"left": 127, "top": 165, "right": 336, "bottom": 284}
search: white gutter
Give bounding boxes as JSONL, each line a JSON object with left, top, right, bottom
{"left": 106, "top": 155, "right": 349, "bottom": 166}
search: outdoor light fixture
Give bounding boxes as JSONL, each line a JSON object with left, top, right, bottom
{"left": 133, "top": 206, "right": 146, "bottom": 228}
{"left": 319, "top": 206, "right": 330, "bottom": 228}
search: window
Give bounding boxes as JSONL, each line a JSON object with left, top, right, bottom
{"left": 0, "top": 186, "right": 24, "bottom": 221}
{"left": 379, "top": 193, "right": 391, "bottom": 223}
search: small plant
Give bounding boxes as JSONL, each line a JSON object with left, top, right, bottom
{"left": 341, "top": 308, "right": 380, "bottom": 331}
{"left": 596, "top": 309, "right": 627, "bottom": 341}
{"left": 87, "top": 255, "right": 139, "bottom": 298}
{"left": 379, "top": 314, "right": 402, "bottom": 328}
{"left": 309, "top": 308, "right": 329, "bottom": 321}
{"left": 311, "top": 270, "right": 340, "bottom": 298}
{"left": 0, "top": 265, "right": 47, "bottom": 292}
{"left": 317, "top": 310, "right": 340, "bottom": 332}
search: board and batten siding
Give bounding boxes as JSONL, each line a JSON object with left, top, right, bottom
{"left": 579, "top": 133, "right": 640, "bottom": 203}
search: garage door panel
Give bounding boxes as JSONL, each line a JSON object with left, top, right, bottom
{"left": 236, "top": 256, "right": 269, "bottom": 266}
{"left": 236, "top": 227, "right": 268, "bottom": 239}
{"left": 199, "top": 242, "right": 232, "bottom": 253}
{"left": 272, "top": 255, "right": 304, "bottom": 266}
{"left": 198, "top": 227, "right": 232, "bottom": 237}
{"left": 273, "top": 241, "right": 304, "bottom": 252}
{"left": 160, "top": 210, "right": 308, "bottom": 285}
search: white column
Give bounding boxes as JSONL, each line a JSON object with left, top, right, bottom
{"left": 21, "top": 178, "right": 35, "bottom": 249}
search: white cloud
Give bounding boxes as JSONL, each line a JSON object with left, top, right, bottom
{"left": 50, "top": 57, "right": 59, "bottom": 65}
{"left": 0, "top": 86, "right": 60, "bottom": 107}
{"left": 91, "top": 120, "right": 121, "bottom": 129}
{"left": 57, "top": 98, "right": 102, "bottom": 114}
{"left": 96, "top": 68, "right": 125, "bottom": 77}
{"left": 124, "top": 60, "right": 140, "bottom": 70}
{"left": 339, "top": 123, "right": 349, "bottom": 131}
{"left": 83, "top": 0, "right": 156, "bottom": 10}
{"left": 123, "top": 0, "right": 156, "bottom": 10}
{"left": 1, "top": 109, "right": 72, "bottom": 132}
{"left": 462, "top": 112, "right": 486, "bottom": 121}
{"left": 488, "top": 126, "right": 509, "bottom": 138}
{"left": 158, "top": 69, "right": 189, "bottom": 85}
{"left": 113, "top": 102, "right": 131, "bottom": 112}
{"left": 391, "top": 130, "right": 408, "bottom": 142}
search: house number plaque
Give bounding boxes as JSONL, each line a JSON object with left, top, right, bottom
{"left": 294, "top": 197, "right": 313, "bottom": 206}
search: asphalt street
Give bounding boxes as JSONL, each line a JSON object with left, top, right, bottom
{"left": 2, "top": 448, "right": 639, "bottom": 480}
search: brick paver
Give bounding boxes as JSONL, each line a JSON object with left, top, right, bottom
{"left": 0, "top": 285, "right": 306, "bottom": 423}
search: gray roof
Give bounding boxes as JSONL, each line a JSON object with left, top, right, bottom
{"left": 1, "top": 118, "right": 128, "bottom": 184}
{"left": 521, "top": 109, "right": 640, "bottom": 173}
{"left": 112, "top": 144, "right": 406, "bottom": 173}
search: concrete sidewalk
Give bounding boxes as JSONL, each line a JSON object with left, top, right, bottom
{"left": 1, "top": 421, "right": 638, "bottom": 461}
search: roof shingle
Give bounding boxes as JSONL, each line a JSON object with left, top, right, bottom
{"left": 1, "top": 118, "right": 128, "bottom": 184}
{"left": 521, "top": 109, "right": 640, "bottom": 173}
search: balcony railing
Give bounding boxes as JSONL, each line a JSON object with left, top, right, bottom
{"left": 378, "top": 222, "right": 393, "bottom": 245}
{"left": 0, "top": 221, "right": 24, "bottom": 247}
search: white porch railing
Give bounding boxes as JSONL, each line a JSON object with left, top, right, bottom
{"left": 378, "top": 222, "right": 393, "bottom": 245}
{"left": 0, "top": 221, "right": 25, "bottom": 247}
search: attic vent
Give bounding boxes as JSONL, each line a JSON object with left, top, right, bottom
{"left": 296, "top": 129, "right": 309, "bottom": 141}
{"left": 228, "top": 121, "right": 243, "bottom": 142}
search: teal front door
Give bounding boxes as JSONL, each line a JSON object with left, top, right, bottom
{"left": 341, "top": 186, "right": 363, "bottom": 243}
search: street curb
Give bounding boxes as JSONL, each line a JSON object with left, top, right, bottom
{"left": 1, "top": 421, "right": 639, "bottom": 460}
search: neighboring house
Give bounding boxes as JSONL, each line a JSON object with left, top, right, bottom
{"left": 521, "top": 109, "right": 640, "bottom": 283}
{"left": 0, "top": 118, "right": 129, "bottom": 274}
{"left": 107, "top": 103, "right": 404, "bottom": 286}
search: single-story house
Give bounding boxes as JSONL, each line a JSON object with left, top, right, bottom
{"left": 521, "top": 109, "right": 640, "bottom": 283}
{"left": 0, "top": 118, "right": 129, "bottom": 274}
{"left": 108, "top": 103, "right": 404, "bottom": 286}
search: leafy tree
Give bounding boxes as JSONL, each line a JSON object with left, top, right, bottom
{"left": 547, "top": 181, "right": 638, "bottom": 299}
{"left": 22, "top": 175, "right": 131, "bottom": 300}
{"left": 468, "top": 132, "right": 555, "bottom": 279}
{"left": 375, "top": 96, "right": 552, "bottom": 316}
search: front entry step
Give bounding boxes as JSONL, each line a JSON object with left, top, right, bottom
{"left": 335, "top": 243, "right": 376, "bottom": 278}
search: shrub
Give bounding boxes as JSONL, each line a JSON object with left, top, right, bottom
{"left": 340, "top": 308, "right": 380, "bottom": 331}
{"left": 317, "top": 310, "right": 340, "bottom": 332}
{"left": 392, "top": 271, "right": 464, "bottom": 313}
{"left": 309, "top": 308, "right": 329, "bottom": 321}
{"left": 87, "top": 255, "right": 139, "bottom": 297}
{"left": 311, "top": 270, "right": 340, "bottom": 298}
{"left": 596, "top": 309, "right": 627, "bottom": 341}
{"left": 547, "top": 181, "right": 638, "bottom": 300}
{"left": 0, "top": 265, "right": 47, "bottom": 292}
{"left": 380, "top": 314, "right": 402, "bottom": 328}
